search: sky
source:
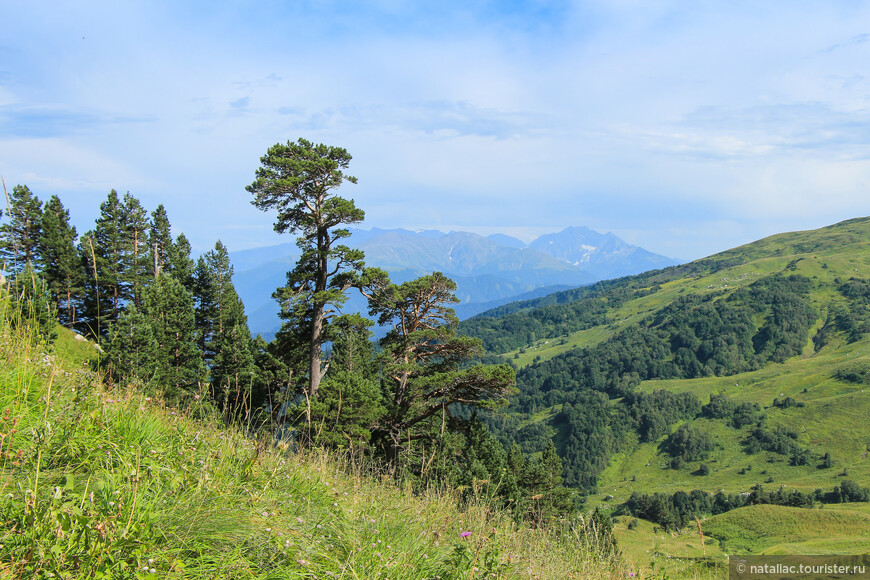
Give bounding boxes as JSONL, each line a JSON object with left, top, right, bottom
{"left": 1, "top": 1, "right": 869, "bottom": 262}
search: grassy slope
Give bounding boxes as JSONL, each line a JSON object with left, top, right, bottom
{"left": 1, "top": 309, "right": 639, "bottom": 578}
{"left": 475, "top": 217, "right": 870, "bottom": 563}
{"left": 701, "top": 503, "right": 870, "bottom": 554}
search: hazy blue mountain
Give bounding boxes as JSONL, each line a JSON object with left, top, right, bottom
{"left": 529, "top": 226, "right": 677, "bottom": 280}
{"left": 230, "top": 226, "right": 678, "bottom": 337}
{"left": 487, "top": 233, "right": 527, "bottom": 249}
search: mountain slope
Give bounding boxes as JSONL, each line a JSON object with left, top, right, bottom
{"left": 460, "top": 216, "right": 870, "bottom": 561}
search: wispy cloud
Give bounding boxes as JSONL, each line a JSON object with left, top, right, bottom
{"left": 0, "top": 105, "right": 155, "bottom": 138}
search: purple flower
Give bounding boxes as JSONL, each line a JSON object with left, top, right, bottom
{"left": 460, "top": 531, "right": 471, "bottom": 538}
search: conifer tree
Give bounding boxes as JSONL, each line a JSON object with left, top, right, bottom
{"left": 0, "top": 184, "right": 43, "bottom": 276}
{"left": 80, "top": 190, "right": 126, "bottom": 336}
{"left": 523, "top": 440, "right": 574, "bottom": 525}
{"left": 120, "top": 192, "right": 152, "bottom": 307}
{"left": 149, "top": 204, "right": 173, "bottom": 277}
{"left": 247, "top": 138, "right": 366, "bottom": 399}
{"left": 305, "top": 313, "right": 383, "bottom": 447}
{"left": 106, "top": 305, "right": 159, "bottom": 384}
{"left": 141, "top": 274, "right": 204, "bottom": 397}
{"left": 363, "top": 271, "right": 516, "bottom": 467}
{"left": 167, "top": 233, "right": 195, "bottom": 291}
{"left": 37, "top": 196, "right": 82, "bottom": 326}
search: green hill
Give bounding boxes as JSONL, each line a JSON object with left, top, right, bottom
{"left": 0, "top": 292, "right": 634, "bottom": 578}
{"left": 461, "top": 216, "right": 870, "bottom": 567}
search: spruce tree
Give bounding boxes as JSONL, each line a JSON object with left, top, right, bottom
{"left": 120, "top": 192, "right": 152, "bottom": 307}
{"left": 0, "top": 184, "right": 43, "bottom": 276}
{"left": 167, "top": 233, "right": 195, "bottom": 292}
{"left": 80, "top": 190, "right": 126, "bottom": 336}
{"left": 149, "top": 204, "right": 173, "bottom": 277}
{"left": 106, "top": 304, "right": 159, "bottom": 385}
{"left": 141, "top": 274, "right": 204, "bottom": 398}
{"left": 37, "top": 195, "right": 82, "bottom": 326}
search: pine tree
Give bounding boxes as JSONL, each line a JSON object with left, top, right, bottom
{"left": 120, "top": 192, "right": 152, "bottom": 307}
{"left": 105, "top": 305, "right": 159, "bottom": 385}
{"left": 37, "top": 195, "right": 82, "bottom": 326}
{"left": 247, "top": 138, "right": 366, "bottom": 399}
{"left": 0, "top": 184, "right": 43, "bottom": 276}
{"left": 167, "top": 233, "right": 195, "bottom": 292}
{"left": 141, "top": 274, "right": 204, "bottom": 398}
{"left": 362, "top": 271, "right": 516, "bottom": 468}
{"left": 80, "top": 190, "right": 126, "bottom": 336}
{"left": 149, "top": 204, "right": 173, "bottom": 278}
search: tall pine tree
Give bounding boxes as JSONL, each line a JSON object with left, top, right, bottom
{"left": 0, "top": 183, "right": 42, "bottom": 277}
{"left": 80, "top": 190, "right": 126, "bottom": 336}
{"left": 120, "top": 192, "right": 152, "bottom": 307}
{"left": 37, "top": 195, "right": 82, "bottom": 327}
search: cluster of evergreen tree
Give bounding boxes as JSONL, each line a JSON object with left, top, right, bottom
{"left": 0, "top": 183, "right": 260, "bottom": 409}
{"left": 619, "top": 480, "right": 870, "bottom": 532}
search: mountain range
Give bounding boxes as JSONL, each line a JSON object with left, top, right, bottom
{"left": 229, "top": 226, "right": 678, "bottom": 338}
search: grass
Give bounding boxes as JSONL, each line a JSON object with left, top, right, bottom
{"left": 0, "top": 291, "right": 642, "bottom": 579}
{"left": 701, "top": 503, "right": 870, "bottom": 555}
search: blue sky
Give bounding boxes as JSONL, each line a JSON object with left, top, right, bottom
{"left": 1, "top": 1, "right": 868, "bottom": 261}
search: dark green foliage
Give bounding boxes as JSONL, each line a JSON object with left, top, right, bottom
{"left": 37, "top": 196, "right": 82, "bottom": 327}
{"left": 459, "top": 418, "right": 521, "bottom": 510}
{"left": 620, "top": 485, "right": 817, "bottom": 531}
{"left": 306, "top": 370, "right": 384, "bottom": 447}
{"left": 327, "top": 313, "right": 377, "bottom": 379}
{"left": 105, "top": 304, "right": 159, "bottom": 385}
{"left": 621, "top": 390, "right": 702, "bottom": 442}
{"left": 120, "top": 193, "right": 152, "bottom": 308}
{"left": 835, "top": 480, "right": 870, "bottom": 503}
{"left": 555, "top": 391, "right": 613, "bottom": 493}
{"left": 0, "top": 184, "right": 42, "bottom": 276}
{"left": 521, "top": 440, "right": 575, "bottom": 525}
{"left": 743, "top": 425, "right": 816, "bottom": 467}
{"left": 702, "top": 394, "right": 764, "bottom": 428}
{"left": 835, "top": 278, "right": 870, "bottom": 342}
{"left": 834, "top": 364, "right": 869, "bottom": 385}
{"left": 79, "top": 191, "right": 129, "bottom": 336}
{"left": 586, "top": 507, "right": 618, "bottom": 558}
{"left": 662, "top": 424, "right": 716, "bottom": 462}
{"left": 167, "top": 233, "right": 195, "bottom": 292}
{"left": 363, "top": 272, "right": 516, "bottom": 467}
{"left": 513, "top": 275, "right": 817, "bottom": 411}
{"left": 149, "top": 204, "right": 173, "bottom": 277}
{"left": 144, "top": 275, "right": 204, "bottom": 397}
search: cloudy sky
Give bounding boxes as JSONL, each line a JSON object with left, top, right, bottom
{"left": 2, "top": 1, "right": 868, "bottom": 261}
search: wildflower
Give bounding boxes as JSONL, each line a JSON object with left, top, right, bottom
{"left": 460, "top": 531, "right": 471, "bottom": 538}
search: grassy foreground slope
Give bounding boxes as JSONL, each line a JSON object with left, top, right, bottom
{"left": 0, "top": 299, "right": 640, "bottom": 578}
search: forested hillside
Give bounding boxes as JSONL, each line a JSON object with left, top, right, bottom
{"left": 461, "top": 217, "right": 870, "bottom": 560}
